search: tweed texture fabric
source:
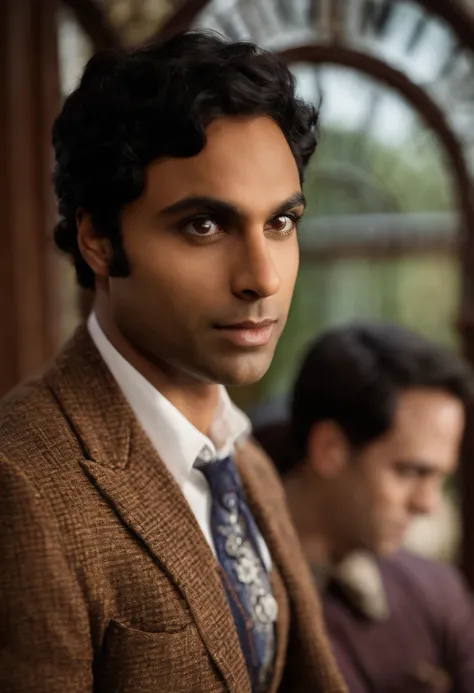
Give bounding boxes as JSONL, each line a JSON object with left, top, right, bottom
{"left": 0, "top": 325, "right": 346, "bottom": 693}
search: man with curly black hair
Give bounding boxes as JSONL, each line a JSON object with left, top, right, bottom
{"left": 0, "top": 31, "right": 345, "bottom": 693}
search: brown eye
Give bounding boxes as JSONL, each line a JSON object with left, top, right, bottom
{"left": 269, "top": 215, "right": 295, "bottom": 235}
{"left": 183, "top": 218, "right": 221, "bottom": 237}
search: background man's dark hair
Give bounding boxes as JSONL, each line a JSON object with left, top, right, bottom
{"left": 52, "top": 30, "right": 318, "bottom": 289}
{"left": 286, "top": 322, "right": 474, "bottom": 475}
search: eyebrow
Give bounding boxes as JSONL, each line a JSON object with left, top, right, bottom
{"left": 157, "top": 192, "right": 307, "bottom": 219}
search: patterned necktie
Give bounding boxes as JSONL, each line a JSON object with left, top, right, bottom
{"left": 197, "top": 455, "right": 277, "bottom": 692}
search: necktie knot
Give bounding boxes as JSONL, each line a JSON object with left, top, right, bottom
{"left": 197, "top": 454, "right": 243, "bottom": 499}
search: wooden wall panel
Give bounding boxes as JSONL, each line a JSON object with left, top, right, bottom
{"left": 0, "top": 0, "right": 60, "bottom": 396}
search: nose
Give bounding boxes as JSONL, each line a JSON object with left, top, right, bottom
{"left": 230, "top": 228, "right": 283, "bottom": 302}
{"left": 409, "top": 482, "right": 441, "bottom": 517}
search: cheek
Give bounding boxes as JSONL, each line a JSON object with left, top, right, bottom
{"left": 128, "top": 240, "right": 224, "bottom": 308}
{"left": 274, "top": 238, "right": 299, "bottom": 293}
{"left": 340, "top": 475, "right": 377, "bottom": 525}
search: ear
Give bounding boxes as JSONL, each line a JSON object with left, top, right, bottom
{"left": 76, "top": 209, "right": 111, "bottom": 280}
{"left": 307, "top": 420, "right": 351, "bottom": 479}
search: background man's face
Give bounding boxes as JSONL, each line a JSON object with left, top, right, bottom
{"left": 107, "top": 115, "right": 302, "bottom": 386}
{"left": 330, "top": 389, "right": 464, "bottom": 556}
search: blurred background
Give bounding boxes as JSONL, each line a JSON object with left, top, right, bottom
{"left": 2, "top": 0, "right": 474, "bottom": 583}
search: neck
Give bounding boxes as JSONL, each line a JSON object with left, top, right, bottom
{"left": 283, "top": 469, "right": 342, "bottom": 567}
{"left": 93, "top": 304, "right": 220, "bottom": 435}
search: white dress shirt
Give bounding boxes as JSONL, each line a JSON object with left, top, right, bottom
{"left": 88, "top": 313, "right": 271, "bottom": 569}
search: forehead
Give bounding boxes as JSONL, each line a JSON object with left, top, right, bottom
{"left": 142, "top": 115, "right": 301, "bottom": 213}
{"left": 393, "top": 389, "right": 464, "bottom": 438}
{"left": 380, "top": 388, "right": 464, "bottom": 463}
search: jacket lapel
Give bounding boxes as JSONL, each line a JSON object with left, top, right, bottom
{"left": 44, "top": 326, "right": 250, "bottom": 693}
{"left": 268, "top": 560, "right": 290, "bottom": 693}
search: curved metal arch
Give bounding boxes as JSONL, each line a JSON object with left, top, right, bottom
{"left": 278, "top": 44, "right": 474, "bottom": 282}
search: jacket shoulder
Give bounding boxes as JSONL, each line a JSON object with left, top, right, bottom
{"left": 0, "top": 375, "right": 82, "bottom": 474}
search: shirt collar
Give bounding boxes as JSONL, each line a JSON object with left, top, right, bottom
{"left": 87, "top": 313, "right": 251, "bottom": 483}
{"left": 312, "top": 551, "right": 390, "bottom": 622}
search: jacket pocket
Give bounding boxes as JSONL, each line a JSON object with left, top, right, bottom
{"left": 94, "top": 619, "right": 226, "bottom": 693}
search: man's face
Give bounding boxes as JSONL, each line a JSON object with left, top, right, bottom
{"left": 328, "top": 389, "right": 464, "bottom": 556}
{"left": 105, "top": 116, "right": 302, "bottom": 386}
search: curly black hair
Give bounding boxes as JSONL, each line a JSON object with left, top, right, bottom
{"left": 52, "top": 30, "right": 319, "bottom": 289}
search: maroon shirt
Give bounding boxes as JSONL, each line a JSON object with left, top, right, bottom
{"left": 323, "top": 551, "right": 474, "bottom": 693}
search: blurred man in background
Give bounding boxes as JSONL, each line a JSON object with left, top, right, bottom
{"left": 256, "top": 322, "right": 474, "bottom": 692}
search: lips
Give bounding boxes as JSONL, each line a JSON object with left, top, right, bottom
{"left": 218, "top": 319, "right": 276, "bottom": 330}
{"left": 214, "top": 319, "right": 277, "bottom": 347}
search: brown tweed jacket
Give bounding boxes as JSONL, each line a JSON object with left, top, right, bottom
{"left": 0, "top": 326, "right": 346, "bottom": 693}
